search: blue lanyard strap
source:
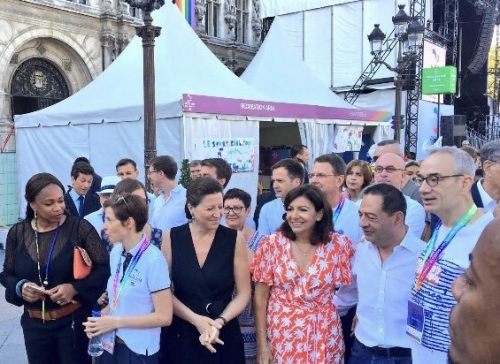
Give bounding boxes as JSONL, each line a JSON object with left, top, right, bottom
{"left": 416, "top": 204, "right": 477, "bottom": 290}
{"left": 333, "top": 196, "right": 345, "bottom": 224}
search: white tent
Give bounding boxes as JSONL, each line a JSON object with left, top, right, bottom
{"left": 15, "top": 2, "right": 393, "bottom": 217}
{"left": 241, "top": 17, "right": 357, "bottom": 109}
{"left": 241, "top": 16, "right": 393, "bottom": 161}
{"left": 15, "top": 2, "right": 267, "bottom": 215}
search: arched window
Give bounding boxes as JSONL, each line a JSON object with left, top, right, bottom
{"left": 10, "top": 58, "right": 70, "bottom": 115}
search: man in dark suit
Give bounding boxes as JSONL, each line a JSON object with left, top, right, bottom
{"left": 64, "top": 162, "right": 100, "bottom": 217}
{"left": 471, "top": 139, "right": 500, "bottom": 213}
{"left": 73, "top": 157, "right": 101, "bottom": 196}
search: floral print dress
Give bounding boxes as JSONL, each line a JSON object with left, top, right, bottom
{"left": 250, "top": 231, "right": 354, "bottom": 364}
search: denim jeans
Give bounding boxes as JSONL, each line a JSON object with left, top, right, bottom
{"left": 349, "top": 338, "right": 412, "bottom": 364}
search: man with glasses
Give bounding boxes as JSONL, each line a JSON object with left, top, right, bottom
{"left": 470, "top": 139, "right": 500, "bottom": 213}
{"left": 148, "top": 155, "right": 188, "bottom": 232}
{"left": 407, "top": 147, "right": 494, "bottom": 363}
{"left": 257, "top": 159, "right": 303, "bottom": 235}
{"left": 374, "top": 140, "right": 423, "bottom": 207}
{"left": 310, "top": 153, "right": 363, "bottom": 246}
{"left": 374, "top": 153, "right": 426, "bottom": 239}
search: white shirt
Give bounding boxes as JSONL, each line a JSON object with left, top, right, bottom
{"left": 405, "top": 196, "right": 426, "bottom": 239}
{"left": 477, "top": 179, "right": 497, "bottom": 212}
{"left": 409, "top": 212, "right": 494, "bottom": 363}
{"left": 335, "top": 229, "right": 426, "bottom": 348}
{"left": 107, "top": 240, "right": 171, "bottom": 355}
{"left": 84, "top": 208, "right": 104, "bottom": 235}
{"left": 257, "top": 198, "right": 285, "bottom": 235}
{"left": 151, "top": 184, "right": 188, "bottom": 231}
{"left": 334, "top": 198, "right": 363, "bottom": 247}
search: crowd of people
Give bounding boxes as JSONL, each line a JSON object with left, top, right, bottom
{"left": 1, "top": 138, "right": 499, "bottom": 364}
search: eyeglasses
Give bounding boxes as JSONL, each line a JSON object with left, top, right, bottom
{"left": 147, "top": 170, "right": 159, "bottom": 175}
{"left": 414, "top": 174, "right": 463, "bottom": 187}
{"left": 374, "top": 166, "right": 403, "bottom": 174}
{"left": 308, "top": 173, "right": 336, "bottom": 179}
{"left": 223, "top": 206, "right": 245, "bottom": 214}
{"left": 112, "top": 194, "right": 130, "bottom": 208}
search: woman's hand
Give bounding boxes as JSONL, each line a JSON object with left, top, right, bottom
{"left": 97, "top": 291, "right": 109, "bottom": 307}
{"left": 257, "top": 343, "right": 273, "bottom": 364}
{"left": 198, "top": 325, "right": 224, "bottom": 353}
{"left": 83, "top": 316, "right": 118, "bottom": 338}
{"left": 193, "top": 314, "right": 222, "bottom": 336}
{"left": 48, "top": 283, "right": 77, "bottom": 306}
{"left": 21, "top": 282, "right": 47, "bottom": 303}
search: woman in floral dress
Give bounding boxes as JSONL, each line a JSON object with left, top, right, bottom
{"left": 251, "top": 185, "right": 354, "bottom": 364}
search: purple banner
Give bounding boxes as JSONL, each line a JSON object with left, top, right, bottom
{"left": 182, "top": 94, "right": 391, "bottom": 122}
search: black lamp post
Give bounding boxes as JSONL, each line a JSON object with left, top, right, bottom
{"left": 367, "top": 4, "right": 424, "bottom": 142}
{"left": 122, "top": 0, "right": 164, "bottom": 186}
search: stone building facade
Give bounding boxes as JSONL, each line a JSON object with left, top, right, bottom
{"left": 0, "top": 0, "right": 261, "bottom": 126}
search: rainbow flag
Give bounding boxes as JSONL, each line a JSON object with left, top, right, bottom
{"left": 175, "top": 0, "right": 196, "bottom": 29}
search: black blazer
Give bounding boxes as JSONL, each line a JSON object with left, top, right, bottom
{"left": 64, "top": 192, "right": 101, "bottom": 217}
{"left": 90, "top": 173, "right": 102, "bottom": 196}
{"left": 471, "top": 180, "right": 484, "bottom": 208}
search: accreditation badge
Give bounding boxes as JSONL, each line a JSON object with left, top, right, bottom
{"left": 406, "top": 300, "right": 425, "bottom": 343}
{"left": 102, "top": 329, "right": 116, "bottom": 354}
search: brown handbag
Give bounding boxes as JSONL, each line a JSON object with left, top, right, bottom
{"left": 73, "top": 246, "right": 92, "bottom": 279}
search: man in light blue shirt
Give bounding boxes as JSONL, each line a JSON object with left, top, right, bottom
{"left": 84, "top": 175, "right": 121, "bottom": 235}
{"left": 257, "top": 158, "right": 304, "bottom": 235}
{"left": 374, "top": 153, "right": 426, "bottom": 239}
{"left": 310, "top": 153, "right": 363, "bottom": 246}
{"left": 116, "top": 158, "right": 156, "bottom": 221}
{"left": 148, "top": 155, "right": 188, "bottom": 231}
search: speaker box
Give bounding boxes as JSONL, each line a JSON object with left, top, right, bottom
{"left": 440, "top": 115, "right": 467, "bottom": 146}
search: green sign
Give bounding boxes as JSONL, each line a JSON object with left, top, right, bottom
{"left": 422, "top": 66, "right": 457, "bottom": 95}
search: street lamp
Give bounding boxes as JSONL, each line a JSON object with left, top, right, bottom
{"left": 367, "top": 4, "right": 424, "bottom": 142}
{"left": 122, "top": 0, "right": 164, "bottom": 187}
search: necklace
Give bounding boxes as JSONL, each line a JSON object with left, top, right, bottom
{"left": 33, "top": 219, "right": 60, "bottom": 323}
{"left": 293, "top": 241, "right": 315, "bottom": 256}
{"left": 34, "top": 220, "right": 61, "bottom": 287}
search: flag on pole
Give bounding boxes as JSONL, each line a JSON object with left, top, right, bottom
{"left": 175, "top": 0, "right": 196, "bottom": 29}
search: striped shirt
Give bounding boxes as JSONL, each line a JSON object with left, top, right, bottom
{"left": 409, "top": 212, "right": 494, "bottom": 363}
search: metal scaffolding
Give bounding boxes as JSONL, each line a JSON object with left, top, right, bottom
{"left": 343, "top": 30, "right": 398, "bottom": 105}
{"left": 404, "top": 0, "right": 426, "bottom": 156}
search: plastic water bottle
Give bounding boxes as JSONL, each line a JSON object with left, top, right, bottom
{"left": 87, "top": 310, "right": 104, "bottom": 357}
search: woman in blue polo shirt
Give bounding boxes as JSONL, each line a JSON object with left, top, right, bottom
{"left": 84, "top": 193, "right": 173, "bottom": 364}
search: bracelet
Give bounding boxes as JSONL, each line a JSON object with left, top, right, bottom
{"left": 16, "top": 279, "right": 29, "bottom": 298}
{"left": 216, "top": 316, "right": 227, "bottom": 326}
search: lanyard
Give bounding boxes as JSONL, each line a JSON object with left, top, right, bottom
{"left": 415, "top": 204, "right": 477, "bottom": 290}
{"left": 333, "top": 196, "right": 345, "bottom": 224}
{"left": 111, "top": 235, "right": 150, "bottom": 310}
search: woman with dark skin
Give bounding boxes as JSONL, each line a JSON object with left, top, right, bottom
{"left": 0, "top": 172, "right": 109, "bottom": 364}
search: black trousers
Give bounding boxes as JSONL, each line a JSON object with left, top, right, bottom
{"left": 340, "top": 306, "right": 357, "bottom": 364}
{"left": 21, "top": 310, "right": 91, "bottom": 364}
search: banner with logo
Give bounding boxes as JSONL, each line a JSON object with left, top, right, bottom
{"left": 193, "top": 138, "right": 255, "bottom": 172}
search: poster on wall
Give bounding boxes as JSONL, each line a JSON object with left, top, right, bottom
{"left": 416, "top": 100, "right": 454, "bottom": 160}
{"left": 193, "top": 138, "right": 255, "bottom": 173}
{"left": 332, "top": 125, "right": 364, "bottom": 153}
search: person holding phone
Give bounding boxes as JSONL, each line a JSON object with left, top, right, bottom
{"left": 0, "top": 173, "right": 110, "bottom": 364}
